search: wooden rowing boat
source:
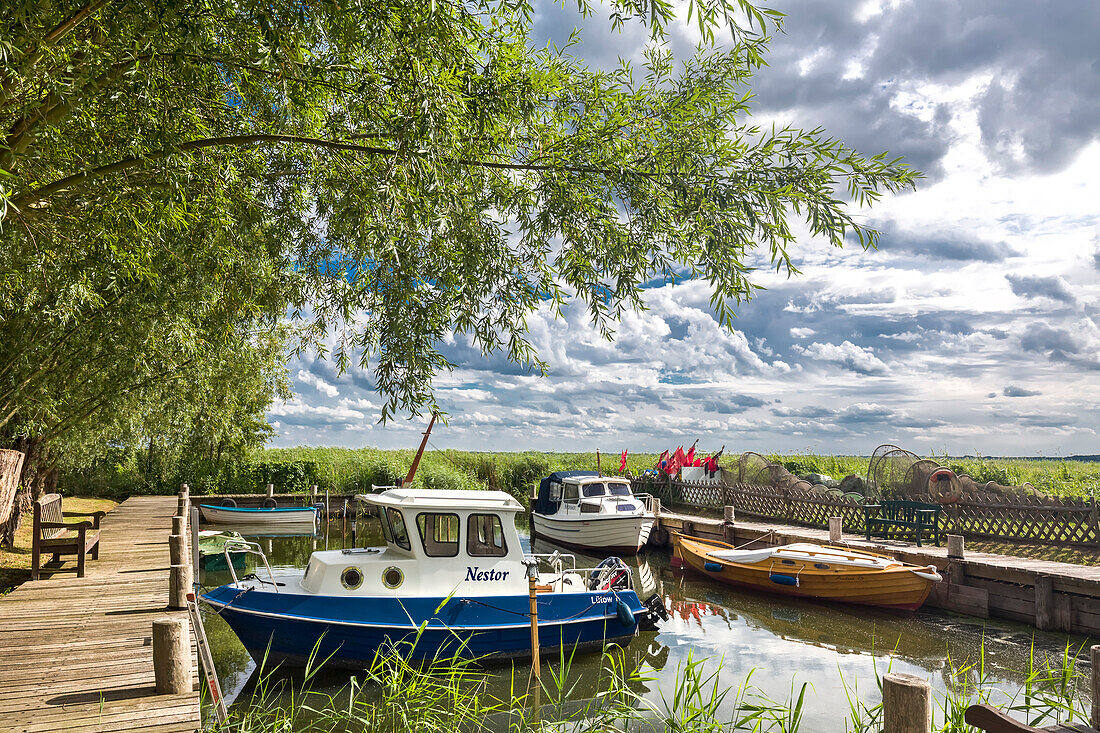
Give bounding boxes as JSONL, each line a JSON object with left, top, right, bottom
{"left": 673, "top": 534, "right": 941, "bottom": 611}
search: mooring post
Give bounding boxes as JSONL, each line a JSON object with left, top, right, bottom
{"left": 527, "top": 570, "right": 541, "bottom": 722}
{"left": 1091, "top": 644, "right": 1099, "bottom": 728}
{"left": 171, "top": 515, "right": 185, "bottom": 536}
{"left": 724, "top": 505, "right": 735, "bottom": 524}
{"left": 652, "top": 497, "right": 661, "bottom": 516}
{"left": 311, "top": 484, "right": 318, "bottom": 503}
{"left": 266, "top": 483, "right": 274, "bottom": 498}
{"left": 168, "top": 534, "right": 191, "bottom": 610}
{"left": 882, "top": 673, "right": 932, "bottom": 733}
{"left": 1035, "top": 575, "right": 1055, "bottom": 631}
{"left": 947, "top": 534, "right": 965, "bottom": 559}
{"left": 829, "top": 516, "right": 842, "bottom": 543}
{"left": 152, "top": 617, "right": 193, "bottom": 694}
{"left": 177, "top": 484, "right": 189, "bottom": 518}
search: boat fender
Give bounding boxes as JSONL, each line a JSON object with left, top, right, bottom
{"left": 669, "top": 555, "right": 684, "bottom": 570}
{"left": 703, "top": 561, "right": 723, "bottom": 573}
{"left": 769, "top": 574, "right": 799, "bottom": 587}
{"left": 262, "top": 498, "right": 278, "bottom": 509}
{"left": 616, "top": 599, "right": 636, "bottom": 627}
{"left": 220, "top": 498, "right": 237, "bottom": 508}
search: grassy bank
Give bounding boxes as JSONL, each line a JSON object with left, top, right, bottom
{"left": 212, "top": 637, "right": 1095, "bottom": 732}
{"left": 0, "top": 497, "right": 118, "bottom": 592}
{"left": 59, "top": 447, "right": 1100, "bottom": 502}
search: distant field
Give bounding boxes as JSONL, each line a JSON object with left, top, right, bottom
{"left": 60, "top": 447, "right": 1100, "bottom": 502}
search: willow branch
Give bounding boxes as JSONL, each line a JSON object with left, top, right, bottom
{"left": 11, "top": 134, "right": 658, "bottom": 209}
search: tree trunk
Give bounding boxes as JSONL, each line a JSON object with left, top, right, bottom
{"left": 0, "top": 449, "right": 26, "bottom": 548}
{"left": 0, "top": 436, "right": 49, "bottom": 547}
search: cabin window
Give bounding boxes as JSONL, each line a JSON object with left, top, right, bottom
{"left": 580, "top": 502, "right": 600, "bottom": 514}
{"left": 609, "top": 483, "right": 631, "bottom": 496}
{"left": 549, "top": 482, "right": 562, "bottom": 501}
{"left": 379, "top": 511, "right": 393, "bottom": 543}
{"left": 386, "top": 508, "right": 411, "bottom": 550}
{"left": 416, "top": 512, "right": 460, "bottom": 557}
{"left": 467, "top": 514, "right": 507, "bottom": 557}
{"left": 582, "top": 483, "right": 605, "bottom": 497}
{"left": 563, "top": 484, "right": 579, "bottom": 503}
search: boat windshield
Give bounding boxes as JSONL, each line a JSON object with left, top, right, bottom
{"left": 608, "top": 483, "right": 631, "bottom": 496}
{"left": 386, "top": 508, "right": 411, "bottom": 551}
{"left": 582, "top": 483, "right": 606, "bottom": 497}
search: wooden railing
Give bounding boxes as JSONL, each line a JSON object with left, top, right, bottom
{"left": 632, "top": 477, "right": 1100, "bottom": 548}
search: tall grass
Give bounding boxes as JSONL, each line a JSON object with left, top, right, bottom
{"left": 62, "top": 446, "right": 1100, "bottom": 501}
{"left": 206, "top": 635, "right": 1094, "bottom": 732}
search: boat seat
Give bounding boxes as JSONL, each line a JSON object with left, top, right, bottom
{"left": 707, "top": 548, "right": 777, "bottom": 564}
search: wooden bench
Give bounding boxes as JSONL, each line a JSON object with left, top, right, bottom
{"left": 965, "top": 703, "right": 1097, "bottom": 733}
{"left": 863, "top": 499, "right": 941, "bottom": 547}
{"left": 31, "top": 493, "right": 104, "bottom": 579}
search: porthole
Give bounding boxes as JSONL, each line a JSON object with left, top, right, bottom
{"left": 341, "top": 566, "right": 364, "bottom": 590}
{"left": 780, "top": 559, "right": 796, "bottom": 565}
{"left": 814, "top": 563, "right": 830, "bottom": 570}
{"left": 382, "top": 566, "right": 404, "bottom": 589}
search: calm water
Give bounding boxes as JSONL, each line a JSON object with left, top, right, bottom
{"left": 198, "top": 518, "right": 1093, "bottom": 731}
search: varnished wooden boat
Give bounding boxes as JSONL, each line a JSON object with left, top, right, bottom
{"left": 673, "top": 534, "right": 941, "bottom": 611}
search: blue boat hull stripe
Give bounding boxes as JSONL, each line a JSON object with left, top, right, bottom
{"left": 202, "top": 597, "right": 624, "bottom": 631}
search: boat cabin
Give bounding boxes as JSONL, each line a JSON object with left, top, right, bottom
{"left": 534, "top": 471, "right": 647, "bottom": 518}
{"left": 298, "top": 488, "right": 531, "bottom": 597}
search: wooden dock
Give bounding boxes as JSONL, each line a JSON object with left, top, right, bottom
{"left": 0, "top": 496, "right": 200, "bottom": 733}
{"left": 657, "top": 510, "right": 1100, "bottom": 636}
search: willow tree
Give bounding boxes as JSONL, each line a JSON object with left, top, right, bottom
{"left": 0, "top": 0, "right": 918, "bottom": 511}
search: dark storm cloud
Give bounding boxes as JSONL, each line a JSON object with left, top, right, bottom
{"left": 1002, "top": 385, "right": 1041, "bottom": 397}
{"left": 747, "top": 1, "right": 1100, "bottom": 178}
{"left": 1019, "top": 323, "right": 1080, "bottom": 355}
{"left": 871, "top": 221, "right": 1019, "bottom": 262}
{"left": 1006, "top": 274, "right": 1077, "bottom": 305}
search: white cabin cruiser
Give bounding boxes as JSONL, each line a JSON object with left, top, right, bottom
{"left": 203, "top": 488, "right": 665, "bottom": 667}
{"left": 531, "top": 472, "right": 656, "bottom": 555}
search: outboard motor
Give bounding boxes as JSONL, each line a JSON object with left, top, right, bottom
{"left": 638, "top": 592, "right": 669, "bottom": 630}
{"left": 588, "top": 557, "right": 632, "bottom": 592}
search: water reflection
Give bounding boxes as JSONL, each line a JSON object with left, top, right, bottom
{"left": 199, "top": 517, "right": 1091, "bottom": 731}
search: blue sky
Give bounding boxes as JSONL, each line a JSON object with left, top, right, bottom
{"left": 269, "top": 0, "right": 1100, "bottom": 456}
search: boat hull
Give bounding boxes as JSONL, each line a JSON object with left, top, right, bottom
{"left": 203, "top": 585, "right": 644, "bottom": 667}
{"left": 532, "top": 513, "right": 654, "bottom": 555}
{"left": 674, "top": 535, "right": 936, "bottom": 611}
{"left": 199, "top": 504, "right": 319, "bottom": 527}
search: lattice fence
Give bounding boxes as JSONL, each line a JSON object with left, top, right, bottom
{"left": 632, "top": 477, "right": 1100, "bottom": 547}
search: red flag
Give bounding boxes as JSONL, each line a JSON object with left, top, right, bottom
{"left": 656, "top": 449, "right": 669, "bottom": 472}
{"left": 673, "top": 445, "right": 686, "bottom": 465}
{"left": 619, "top": 449, "right": 628, "bottom": 473}
{"left": 666, "top": 450, "right": 682, "bottom": 477}
{"left": 685, "top": 445, "right": 696, "bottom": 467}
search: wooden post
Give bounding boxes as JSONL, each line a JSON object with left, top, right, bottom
{"left": 169, "top": 534, "right": 190, "bottom": 610}
{"left": 724, "top": 505, "right": 735, "bottom": 524}
{"left": 947, "top": 534, "right": 965, "bottom": 559}
{"left": 882, "top": 673, "right": 932, "bottom": 733}
{"left": 829, "top": 516, "right": 842, "bottom": 543}
{"left": 171, "top": 515, "right": 185, "bottom": 536}
{"left": 1090, "top": 644, "right": 1099, "bottom": 728}
{"left": 652, "top": 497, "right": 661, "bottom": 516}
{"left": 1034, "top": 575, "right": 1054, "bottom": 631}
{"left": 177, "top": 490, "right": 189, "bottom": 519}
{"left": 152, "top": 617, "right": 192, "bottom": 694}
{"left": 311, "top": 484, "right": 318, "bottom": 503}
{"left": 266, "top": 483, "right": 274, "bottom": 498}
{"left": 528, "top": 573, "right": 541, "bottom": 722}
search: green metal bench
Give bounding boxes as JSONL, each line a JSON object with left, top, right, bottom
{"left": 863, "top": 499, "right": 941, "bottom": 547}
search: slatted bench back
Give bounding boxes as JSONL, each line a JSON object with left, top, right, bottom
{"left": 35, "top": 493, "right": 65, "bottom": 539}
{"left": 881, "top": 500, "right": 940, "bottom": 522}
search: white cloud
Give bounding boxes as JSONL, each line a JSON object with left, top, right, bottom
{"left": 296, "top": 369, "right": 339, "bottom": 398}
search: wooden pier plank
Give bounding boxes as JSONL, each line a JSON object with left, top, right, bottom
{"left": 0, "top": 496, "right": 201, "bottom": 733}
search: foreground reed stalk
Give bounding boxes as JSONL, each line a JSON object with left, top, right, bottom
{"left": 205, "top": 632, "right": 1095, "bottom": 733}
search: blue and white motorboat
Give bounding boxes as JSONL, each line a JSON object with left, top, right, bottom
{"left": 203, "top": 488, "right": 661, "bottom": 668}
